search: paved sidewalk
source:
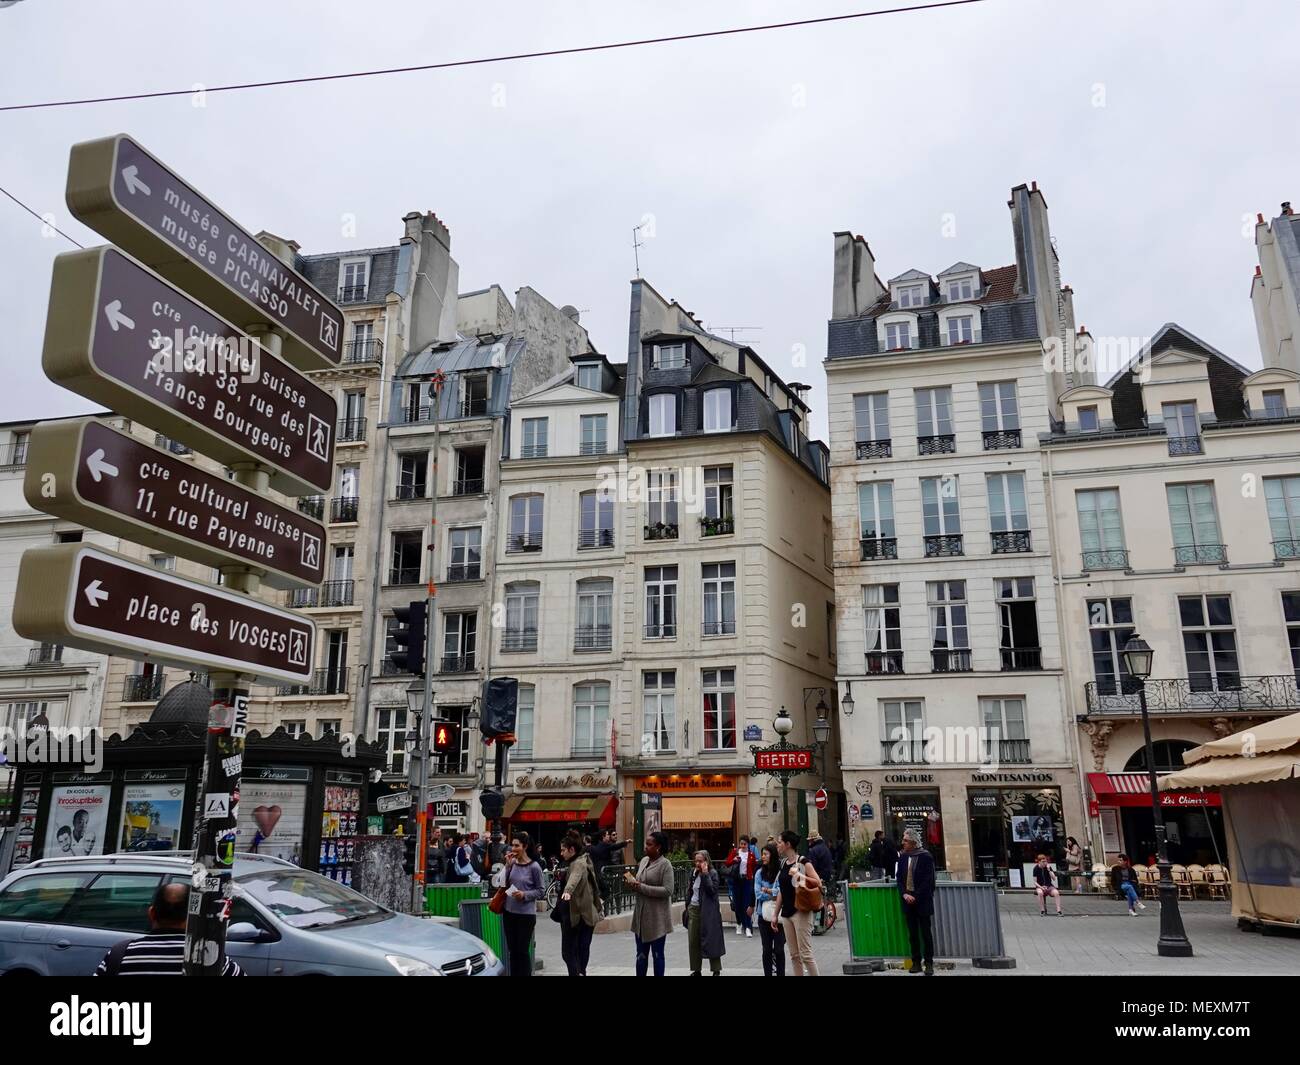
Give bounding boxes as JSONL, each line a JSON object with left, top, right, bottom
{"left": 531, "top": 895, "right": 1300, "bottom": 976}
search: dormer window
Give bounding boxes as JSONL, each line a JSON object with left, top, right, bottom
{"left": 885, "top": 322, "right": 911, "bottom": 350}
{"left": 576, "top": 363, "right": 602, "bottom": 391}
{"left": 946, "top": 276, "right": 976, "bottom": 302}
{"left": 1263, "top": 390, "right": 1287, "bottom": 418}
{"left": 703, "top": 388, "right": 733, "bottom": 432}
{"left": 339, "top": 257, "right": 369, "bottom": 303}
{"left": 1078, "top": 406, "right": 1100, "bottom": 433}
{"left": 946, "top": 316, "right": 974, "bottom": 345}
{"left": 652, "top": 343, "right": 686, "bottom": 370}
{"left": 897, "top": 285, "right": 925, "bottom": 309}
{"left": 648, "top": 393, "right": 676, "bottom": 436}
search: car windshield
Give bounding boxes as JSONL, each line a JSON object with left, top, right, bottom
{"left": 236, "top": 869, "right": 388, "bottom": 929}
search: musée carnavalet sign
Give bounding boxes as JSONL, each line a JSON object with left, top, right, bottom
{"left": 514, "top": 772, "right": 614, "bottom": 791}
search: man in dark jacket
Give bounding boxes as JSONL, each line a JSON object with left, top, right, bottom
{"left": 807, "top": 831, "right": 835, "bottom": 935}
{"left": 896, "top": 828, "right": 936, "bottom": 975}
{"left": 868, "top": 829, "right": 897, "bottom": 879}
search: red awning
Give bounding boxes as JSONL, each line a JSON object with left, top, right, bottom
{"left": 1086, "top": 772, "right": 1220, "bottom": 808}
{"left": 502, "top": 794, "right": 617, "bottom": 826}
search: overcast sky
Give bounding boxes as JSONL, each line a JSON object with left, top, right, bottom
{"left": 1, "top": 0, "right": 1295, "bottom": 441}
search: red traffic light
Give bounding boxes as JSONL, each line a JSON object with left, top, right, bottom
{"left": 432, "top": 720, "right": 461, "bottom": 754}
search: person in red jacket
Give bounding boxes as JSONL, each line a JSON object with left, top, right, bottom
{"left": 725, "top": 837, "right": 757, "bottom": 937}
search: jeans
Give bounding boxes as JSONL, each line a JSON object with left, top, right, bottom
{"left": 502, "top": 912, "right": 536, "bottom": 976}
{"left": 732, "top": 880, "right": 754, "bottom": 929}
{"left": 560, "top": 919, "right": 594, "bottom": 976}
{"left": 634, "top": 933, "right": 666, "bottom": 976}
{"left": 779, "top": 910, "right": 819, "bottom": 976}
{"left": 1120, "top": 881, "right": 1139, "bottom": 909}
{"left": 687, "top": 906, "right": 722, "bottom": 975}
{"left": 758, "top": 915, "right": 786, "bottom": 975}
{"left": 903, "top": 904, "right": 934, "bottom": 969}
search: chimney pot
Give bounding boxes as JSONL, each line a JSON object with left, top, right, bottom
{"left": 1256, "top": 265, "right": 1263, "bottom": 277}
{"left": 1283, "top": 202, "right": 1294, "bottom": 216}
{"left": 1031, "top": 180, "right": 1038, "bottom": 191}
{"left": 1258, "top": 213, "right": 1266, "bottom": 224}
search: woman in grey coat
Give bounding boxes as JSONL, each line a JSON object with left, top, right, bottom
{"left": 684, "top": 850, "right": 726, "bottom": 975}
{"left": 499, "top": 831, "right": 545, "bottom": 976}
{"left": 626, "top": 829, "right": 674, "bottom": 976}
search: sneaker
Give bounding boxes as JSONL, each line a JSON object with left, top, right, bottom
{"left": 1129, "top": 909, "right": 1137, "bottom": 916}
{"left": 745, "top": 928, "right": 753, "bottom": 938}
{"left": 1138, "top": 902, "right": 1147, "bottom": 911}
{"left": 1056, "top": 911, "right": 1063, "bottom": 916}
{"left": 1039, "top": 910, "right": 1046, "bottom": 916}
{"left": 735, "top": 926, "right": 743, "bottom": 936}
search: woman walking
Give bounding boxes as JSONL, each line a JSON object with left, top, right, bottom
{"left": 557, "top": 830, "right": 601, "bottom": 976}
{"left": 753, "top": 842, "right": 786, "bottom": 976}
{"left": 684, "top": 850, "right": 726, "bottom": 976}
{"left": 1065, "top": 836, "right": 1085, "bottom": 894}
{"left": 626, "top": 829, "right": 674, "bottom": 976}
{"left": 774, "top": 830, "right": 822, "bottom": 976}
{"left": 499, "top": 831, "right": 545, "bottom": 976}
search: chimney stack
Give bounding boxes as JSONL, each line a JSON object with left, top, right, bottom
{"left": 1283, "top": 202, "right": 1294, "bottom": 216}
{"left": 831, "top": 232, "right": 884, "bottom": 318}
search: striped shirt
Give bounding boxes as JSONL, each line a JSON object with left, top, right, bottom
{"left": 94, "top": 933, "right": 244, "bottom": 976}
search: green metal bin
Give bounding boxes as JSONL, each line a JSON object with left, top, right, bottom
{"left": 845, "top": 882, "right": 913, "bottom": 959}
{"left": 458, "top": 899, "right": 538, "bottom": 974}
{"left": 426, "top": 883, "right": 487, "bottom": 917}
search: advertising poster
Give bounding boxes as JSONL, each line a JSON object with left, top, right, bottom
{"left": 119, "top": 782, "right": 186, "bottom": 852}
{"left": 236, "top": 778, "right": 307, "bottom": 864}
{"left": 43, "top": 783, "right": 110, "bottom": 857}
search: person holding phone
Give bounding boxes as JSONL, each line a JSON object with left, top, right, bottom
{"left": 500, "top": 832, "right": 545, "bottom": 976}
{"left": 753, "top": 843, "right": 786, "bottom": 976}
{"left": 684, "top": 850, "right": 725, "bottom": 976}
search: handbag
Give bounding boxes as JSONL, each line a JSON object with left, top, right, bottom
{"left": 793, "top": 858, "right": 823, "bottom": 913}
{"left": 760, "top": 897, "right": 777, "bottom": 923}
{"left": 489, "top": 888, "right": 508, "bottom": 914}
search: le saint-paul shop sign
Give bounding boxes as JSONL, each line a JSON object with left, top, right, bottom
{"left": 513, "top": 771, "right": 615, "bottom": 791}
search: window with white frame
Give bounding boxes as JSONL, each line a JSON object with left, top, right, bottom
{"left": 508, "top": 494, "right": 544, "bottom": 551}
{"left": 914, "top": 387, "right": 953, "bottom": 438}
{"left": 645, "top": 566, "right": 678, "bottom": 638}
{"left": 573, "top": 682, "right": 610, "bottom": 756}
{"left": 579, "top": 413, "right": 608, "bottom": 455}
{"left": 1076, "top": 489, "right": 1125, "bottom": 560}
{"left": 863, "top": 584, "right": 902, "bottom": 672}
{"left": 946, "top": 315, "right": 975, "bottom": 345}
{"left": 575, "top": 578, "right": 613, "bottom": 651}
{"left": 1166, "top": 482, "right": 1223, "bottom": 561}
{"left": 642, "top": 670, "right": 676, "bottom": 754}
{"left": 986, "top": 472, "right": 1029, "bottom": 532}
{"left": 703, "top": 466, "right": 733, "bottom": 527}
{"left": 1283, "top": 594, "right": 1300, "bottom": 684}
{"left": 927, "top": 580, "right": 969, "bottom": 670}
{"left": 1179, "top": 594, "right": 1240, "bottom": 692}
{"left": 1162, "top": 401, "right": 1199, "bottom": 440}
{"left": 1087, "top": 597, "right": 1136, "bottom": 696}
{"left": 946, "top": 275, "right": 975, "bottom": 301}
{"left": 441, "top": 612, "right": 477, "bottom": 671}
{"left": 448, "top": 526, "right": 482, "bottom": 580}
{"left": 318, "top": 719, "right": 342, "bottom": 737}
{"left": 576, "top": 363, "right": 603, "bottom": 390}
{"left": 884, "top": 321, "right": 912, "bottom": 350}
{"left": 1262, "top": 389, "right": 1288, "bottom": 418}
{"left": 996, "top": 577, "right": 1040, "bottom": 670}
{"left": 920, "top": 476, "right": 961, "bottom": 536}
{"left": 376, "top": 706, "right": 407, "bottom": 774}
{"left": 703, "top": 388, "right": 733, "bottom": 432}
{"left": 514, "top": 685, "right": 536, "bottom": 757}
{"left": 1078, "top": 406, "right": 1100, "bottom": 432}
{"left": 702, "top": 562, "right": 737, "bottom": 636}
{"left": 648, "top": 393, "right": 676, "bottom": 436}
{"left": 896, "top": 284, "right": 925, "bottom": 308}
{"left": 579, "top": 489, "right": 615, "bottom": 548}
{"left": 979, "top": 697, "right": 1027, "bottom": 760}
{"left": 881, "top": 699, "right": 924, "bottom": 763}
{"left": 1264, "top": 476, "right": 1300, "bottom": 547}
{"left": 701, "top": 668, "right": 736, "bottom": 750}
{"left": 652, "top": 343, "right": 686, "bottom": 370}
{"left": 979, "top": 382, "right": 1020, "bottom": 432}
{"left": 858, "top": 482, "right": 895, "bottom": 554}
{"left": 521, "top": 418, "right": 548, "bottom": 458}
{"left": 339, "top": 258, "right": 368, "bottom": 299}
{"left": 503, "top": 582, "right": 539, "bottom": 651}
{"left": 854, "top": 392, "right": 890, "bottom": 444}
{"left": 647, "top": 469, "right": 678, "bottom": 528}
{"left": 284, "top": 720, "right": 306, "bottom": 740}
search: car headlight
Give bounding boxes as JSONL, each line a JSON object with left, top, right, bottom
{"left": 481, "top": 944, "right": 500, "bottom": 969}
{"left": 385, "top": 953, "right": 442, "bottom": 976}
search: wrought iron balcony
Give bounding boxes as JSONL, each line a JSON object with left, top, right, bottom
{"left": 644, "top": 522, "right": 679, "bottom": 541}
{"left": 0, "top": 440, "right": 28, "bottom": 468}
{"left": 398, "top": 404, "right": 434, "bottom": 425}
{"left": 154, "top": 433, "right": 190, "bottom": 455}
{"left": 856, "top": 439, "right": 892, "bottom": 459}
{"left": 320, "top": 580, "right": 354, "bottom": 607}
{"left": 338, "top": 417, "right": 367, "bottom": 443}
{"left": 446, "top": 563, "right": 482, "bottom": 582}
{"left": 1173, "top": 543, "right": 1227, "bottom": 566}
{"left": 570, "top": 745, "right": 606, "bottom": 760}
{"left": 1001, "top": 647, "right": 1043, "bottom": 671}
{"left": 1274, "top": 540, "right": 1300, "bottom": 560}
{"left": 297, "top": 495, "right": 324, "bottom": 520}
{"left": 1084, "top": 675, "right": 1300, "bottom": 717}
{"left": 1167, "top": 435, "right": 1203, "bottom": 456}
{"left": 574, "top": 626, "right": 613, "bottom": 652}
{"left": 453, "top": 477, "right": 485, "bottom": 496}
{"left": 860, "top": 537, "right": 898, "bottom": 561}
{"left": 865, "top": 650, "right": 905, "bottom": 674}
{"left": 918, "top": 434, "right": 956, "bottom": 455}
{"left": 880, "top": 740, "right": 928, "bottom": 765}
{"left": 983, "top": 429, "right": 1021, "bottom": 451}
{"left": 1082, "top": 548, "right": 1130, "bottom": 571}
{"left": 290, "top": 585, "right": 319, "bottom": 608}
{"left": 337, "top": 285, "right": 369, "bottom": 304}
{"left": 330, "top": 496, "right": 360, "bottom": 523}
{"left": 924, "top": 534, "right": 964, "bottom": 557}
{"left": 501, "top": 629, "right": 539, "bottom": 653}
{"left": 395, "top": 483, "right": 426, "bottom": 500}
{"left": 277, "top": 667, "right": 349, "bottom": 697}
{"left": 388, "top": 565, "right": 422, "bottom": 586}
{"left": 700, "top": 517, "right": 734, "bottom": 537}
{"left": 439, "top": 654, "right": 476, "bottom": 674}
{"left": 702, "top": 619, "right": 737, "bottom": 637}
{"left": 124, "top": 674, "right": 164, "bottom": 702}
{"left": 931, "top": 648, "right": 973, "bottom": 672}
{"left": 27, "top": 644, "right": 63, "bottom": 667}
{"left": 343, "top": 338, "right": 383, "bottom": 364}
{"left": 520, "top": 443, "right": 548, "bottom": 459}
{"left": 995, "top": 739, "right": 1032, "bottom": 764}
{"left": 991, "top": 530, "right": 1031, "bottom": 554}
{"left": 506, "top": 532, "right": 543, "bottom": 553}
{"left": 644, "top": 622, "right": 677, "bottom": 640}
{"left": 578, "top": 528, "right": 615, "bottom": 549}
{"left": 461, "top": 398, "right": 489, "bottom": 418}
{"left": 578, "top": 439, "right": 607, "bottom": 456}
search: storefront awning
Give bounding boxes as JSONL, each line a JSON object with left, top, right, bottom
{"left": 502, "top": 794, "right": 616, "bottom": 827}
{"left": 662, "top": 796, "right": 734, "bottom": 830}
{"left": 1086, "top": 772, "right": 1221, "bottom": 808}
{"left": 1160, "top": 752, "right": 1300, "bottom": 790}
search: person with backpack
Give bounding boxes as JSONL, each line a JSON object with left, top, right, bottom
{"left": 774, "top": 830, "right": 822, "bottom": 976}
{"left": 451, "top": 833, "right": 480, "bottom": 884}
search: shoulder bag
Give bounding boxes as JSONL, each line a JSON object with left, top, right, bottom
{"left": 793, "top": 857, "right": 824, "bottom": 913}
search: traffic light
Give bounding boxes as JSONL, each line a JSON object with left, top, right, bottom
{"left": 480, "top": 789, "right": 505, "bottom": 821}
{"left": 481, "top": 677, "right": 518, "bottom": 738}
{"left": 401, "top": 827, "right": 416, "bottom": 876}
{"left": 431, "top": 719, "right": 461, "bottom": 755}
{"left": 388, "top": 600, "right": 427, "bottom": 676}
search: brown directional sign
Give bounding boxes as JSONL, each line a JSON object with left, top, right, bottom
{"left": 23, "top": 418, "right": 326, "bottom": 590}
{"left": 43, "top": 246, "right": 335, "bottom": 495}
{"left": 13, "top": 544, "right": 315, "bottom": 685}
{"left": 65, "top": 134, "right": 344, "bottom": 372}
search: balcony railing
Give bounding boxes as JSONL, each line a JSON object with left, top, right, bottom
{"left": 1082, "top": 548, "right": 1130, "bottom": 571}
{"left": 1168, "top": 435, "right": 1203, "bottom": 456}
{"left": 388, "top": 565, "right": 421, "bottom": 585}
{"left": 297, "top": 495, "right": 324, "bottom": 520}
{"left": 338, "top": 417, "right": 367, "bottom": 443}
{"left": 644, "top": 522, "right": 679, "bottom": 541}
{"left": 860, "top": 537, "right": 898, "bottom": 561}
{"left": 439, "top": 655, "right": 476, "bottom": 674}
{"left": 865, "top": 650, "right": 905, "bottom": 674}
{"left": 154, "top": 433, "right": 190, "bottom": 455}
{"left": 124, "top": 674, "right": 164, "bottom": 702}
{"left": 343, "top": 338, "right": 383, "bottom": 364}
{"left": 700, "top": 517, "right": 734, "bottom": 537}
{"left": 991, "top": 530, "right": 1032, "bottom": 554}
{"left": 924, "top": 534, "right": 964, "bottom": 557}
{"left": 644, "top": 622, "right": 677, "bottom": 639}
{"left": 446, "top": 563, "right": 482, "bottom": 582}
{"left": 337, "top": 285, "right": 369, "bottom": 304}
{"left": 579, "top": 440, "right": 607, "bottom": 456}
{"left": 320, "top": 580, "right": 355, "bottom": 607}
{"left": 330, "top": 496, "right": 360, "bottom": 523}
{"left": 290, "top": 586, "right": 319, "bottom": 609}
{"left": 520, "top": 443, "right": 549, "bottom": 459}
{"left": 570, "top": 745, "right": 606, "bottom": 760}
{"left": 27, "top": 644, "right": 63, "bottom": 667}
{"left": 506, "top": 532, "right": 543, "bottom": 553}
{"left": 1173, "top": 543, "right": 1227, "bottom": 566}
{"left": 1273, "top": 540, "right": 1300, "bottom": 561}
{"left": 1084, "top": 675, "right": 1300, "bottom": 717}
{"left": 982, "top": 429, "right": 1022, "bottom": 451}
{"left": 995, "top": 738, "right": 1032, "bottom": 764}
{"left": 1000, "top": 647, "right": 1042, "bottom": 671}
{"left": 574, "top": 626, "right": 613, "bottom": 652}
{"left": 702, "top": 620, "right": 737, "bottom": 637}
{"left": 578, "top": 528, "right": 615, "bottom": 549}
{"left": 932, "top": 648, "right": 973, "bottom": 672}
{"left": 856, "top": 439, "right": 892, "bottom": 459}
{"left": 453, "top": 477, "right": 485, "bottom": 496}
{"left": 501, "top": 629, "right": 539, "bottom": 653}
{"left": 918, "top": 434, "right": 956, "bottom": 455}
{"left": 880, "top": 739, "right": 928, "bottom": 765}
{"left": 398, "top": 404, "right": 434, "bottom": 425}
{"left": 461, "top": 398, "right": 489, "bottom": 418}
{"left": 395, "top": 483, "right": 426, "bottom": 501}
{"left": 0, "top": 441, "right": 28, "bottom": 468}
{"left": 277, "top": 667, "right": 349, "bottom": 697}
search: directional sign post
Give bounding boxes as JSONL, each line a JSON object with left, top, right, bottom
{"left": 43, "top": 246, "right": 336, "bottom": 495}
{"left": 376, "top": 792, "right": 413, "bottom": 815}
{"left": 24, "top": 418, "right": 326, "bottom": 589}
{"left": 66, "top": 134, "right": 344, "bottom": 372}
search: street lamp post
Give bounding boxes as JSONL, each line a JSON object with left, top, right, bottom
{"left": 773, "top": 707, "right": 794, "bottom": 828}
{"left": 1121, "top": 635, "right": 1193, "bottom": 958}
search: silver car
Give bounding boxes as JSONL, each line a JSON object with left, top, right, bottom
{"left": 0, "top": 852, "right": 503, "bottom": 976}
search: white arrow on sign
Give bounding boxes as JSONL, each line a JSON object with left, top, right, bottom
{"left": 425, "top": 784, "right": 457, "bottom": 803}
{"left": 103, "top": 299, "right": 134, "bottom": 332}
{"left": 83, "top": 579, "right": 109, "bottom": 607}
{"left": 121, "top": 165, "right": 151, "bottom": 196}
{"left": 85, "top": 448, "right": 119, "bottom": 482}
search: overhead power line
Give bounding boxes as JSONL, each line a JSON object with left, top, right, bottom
{"left": 0, "top": 0, "right": 992, "bottom": 112}
{"left": 0, "top": 183, "right": 84, "bottom": 246}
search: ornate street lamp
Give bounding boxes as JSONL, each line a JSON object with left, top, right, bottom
{"left": 840, "top": 682, "right": 855, "bottom": 717}
{"left": 1121, "top": 634, "right": 1193, "bottom": 958}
